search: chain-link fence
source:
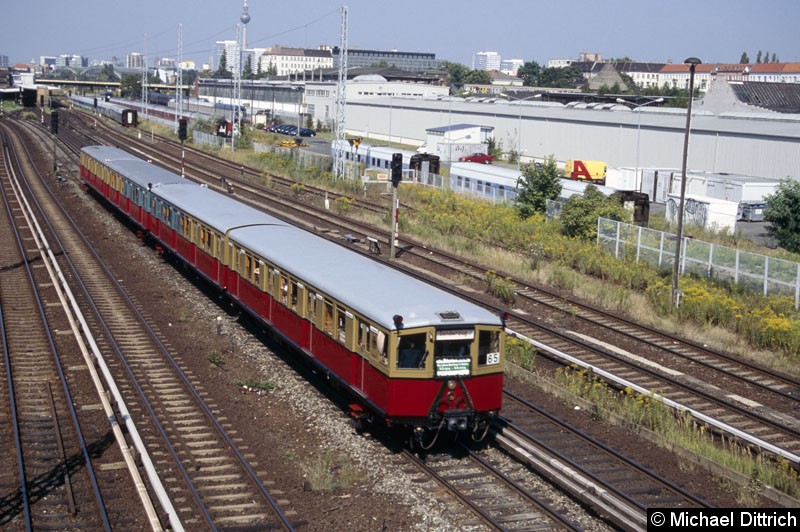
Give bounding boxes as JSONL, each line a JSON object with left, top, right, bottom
{"left": 597, "top": 217, "right": 800, "bottom": 308}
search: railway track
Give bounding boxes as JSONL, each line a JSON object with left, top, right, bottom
{"left": 495, "top": 391, "right": 708, "bottom": 530}
{"left": 0, "top": 125, "right": 148, "bottom": 529}
{"left": 2, "top": 119, "right": 294, "bottom": 529}
{"left": 405, "top": 448, "right": 580, "bottom": 531}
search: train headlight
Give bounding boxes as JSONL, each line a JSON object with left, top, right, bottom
{"left": 446, "top": 380, "right": 456, "bottom": 390}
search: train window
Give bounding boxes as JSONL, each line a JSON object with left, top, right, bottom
{"left": 279, "top": 275, "right": 289, "bottom": 305}
{"left": 307, "top": 291, "right": 317, "bottom": 321}
{"left": 290, "top": 281, "right": 299, "bottom": 311}
{"left": 336, "top": 305, "right": 346, "bottom": 343}
{"left": 357, "top": 319, "right": 368, "bottom": 352}
{"left": 434, "top": 329, "right": 472, "bottom": 361}
{"left": 478, "top": 330, "right": 501, "bottom": 366}
{"left": 243, "top": 253, "right": 253, "bottom": 280}
{"left": 375, "top": 329, "right": 388, "bottom": 365}
{"left": 323, "top": 301, "right": 334, "bottom": 335}
{"left": 397, "top": 333, "right": 427, "bottom": 369}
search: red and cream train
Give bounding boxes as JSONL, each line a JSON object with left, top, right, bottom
{"left": 79, "top": 145, "right": 506, "bottom": 444}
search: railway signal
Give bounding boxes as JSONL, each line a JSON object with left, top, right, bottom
{"left": 178, "top": 118, "right": 188, "bottom": 178}
{"left": 390, "top": 152, "right": 403, "bottom": 259}
{"left": 178, "top": 118, "right": 188, "bottom": 141}
{"left": 390, "top": 152, "right": 402, "bottom": 187}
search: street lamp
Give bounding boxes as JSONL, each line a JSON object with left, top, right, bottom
{"left": 615, "top": 97, "right": 663, "bottom": 180}
{"left": 672, "top": 57, "right": 702, "bottom": 308}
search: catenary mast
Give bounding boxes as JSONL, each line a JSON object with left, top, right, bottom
{"left": 333, "top": 6, "right": 348, "bottom": 180}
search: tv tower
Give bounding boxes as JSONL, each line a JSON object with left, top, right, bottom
{"left": 240, "top": 0, "right": 250, "bottom": 50}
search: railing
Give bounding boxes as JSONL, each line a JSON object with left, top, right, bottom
{"left": 597, "top": 218, "right": 800, "bottom": 309}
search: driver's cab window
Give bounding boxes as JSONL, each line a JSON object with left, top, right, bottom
{"left": 397, "top": 333, "right": 427, "bottom": 369}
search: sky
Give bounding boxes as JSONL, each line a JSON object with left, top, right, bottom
{"left": 3, "top": 0, "right": 799, "bottom": 68}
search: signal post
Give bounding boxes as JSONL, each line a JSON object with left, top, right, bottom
{"left": 390, "top": 153, "right": 402, "bottom": 259}
{"left": 178, "top": 118, "right": 188, "bottom": 177}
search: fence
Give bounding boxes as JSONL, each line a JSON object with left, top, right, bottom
{"left": 597, "top": 218, "right": 800, "bottom": 309}
{"left": 192, "top": 130, "right": 226, "bottom": 149}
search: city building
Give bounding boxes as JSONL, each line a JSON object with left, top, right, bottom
{"left": 56, "top": 54, "right": 88, "bottom": 68}
{"left": 472, "top": 51, "right": 501, "bottom": 71}
{"left": 749, "top": 62, "right": 800, "bottom": 84}
{"left": 215, "top": 40, "right": 242, "bottom": 73}
{"left": 659, "top": 62, "right": 715, "bottom": 92}
{"left": 39, "top": 56, "right": 56, "bottom": 69}
{"left": 259, "top": 46, "right": 332, "bottom": 77}
{"left": 333, "top": 47, "right": 441, "bottom": 73}
{"left": 500, "top": 59, "right": 524, "bottom": 76}
{"left": 0, "top": 55, "right": 9, "bottom": 68}
{"left": 126, "top": 53, "right": 144, "bottom": 69}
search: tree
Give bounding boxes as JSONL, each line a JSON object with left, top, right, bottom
{"left": 559, "top": 185, "right": 632, "bottom": 240}
{"left": 215, "top": 53, "right": 232, "bottom": 79}
{"left": 739, "top": 52, "right": 750, "bottom": 64}
{"left": 441, "top": 61, "right": 470, "bottom": 84}
{"left": 243, "top": 55, "right": 253, "bottom": 79}
{"left": 764, "top": 179, "right": 800, "bottom": 253}
{"left": 538, "top": 66, "right": 584, "bottom": 88}
{"left": 771, "top": 53, "right": 778, "bottom": 63}
{"left": 517, "top": 61, "right": 542, "bottom": 86}
{"left": 464, "top": 69, "right": 492, "bottom": 84}
{"left": 120, "top": 74, "right": 142, "bottom": 98}
{"left": 756, "top": 51, "right": 763, "bottom": 63}
{"left": 513, "top": 155, "right": 562, "bottom": 217}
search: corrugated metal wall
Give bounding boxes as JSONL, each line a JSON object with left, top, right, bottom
{"left": 345, "top": 98, "right": 800, "bottom": 181}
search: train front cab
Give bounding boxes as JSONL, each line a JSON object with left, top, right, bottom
{"left": 386, "top": 322, "right": 504, "bottom": 435}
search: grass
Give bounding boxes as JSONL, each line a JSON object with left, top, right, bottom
{"left": 235, "top": 378, "right": 277, "bottom": 391}
{"left": 207, "top": 350, "right": 225, "bottom": 368}
{"left": 301, "top": 452, "right": 362, "bottom": 491}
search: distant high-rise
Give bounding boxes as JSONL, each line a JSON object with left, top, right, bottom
{"left": 500, "top": 59, "right": 524, "bottom": 75}
{"left": 0, "top": 55, "right": 9, "bottom": 67}
{"left": 127, "top": 53, "right": 144, "bottom": 69}
{"left": 472, "top": 51, "right": 501, "bottom": 71}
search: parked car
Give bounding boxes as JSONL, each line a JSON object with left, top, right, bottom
{"left": 459, "top": 152, "right": 493, "bottom": 164}
{"left": 298, "top": 127, "right": 316, "bottom": 137}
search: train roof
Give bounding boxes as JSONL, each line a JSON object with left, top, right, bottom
{"left": 82, "top": 146, "right": 185, "bottom": 187}
{"left": 82, "top": 146, "right": 282, "bottom": 229}
{"left": 230, "top": 223, "right": 501, "bottom": 330}
{"left": 449, "top": 162, "right": 523, "bottom": 185}
{"left": 70, "top": 94, "right": 134, "bottom": 113}
{"left": 158, "top": 185, "right": 285, "bottom": 229}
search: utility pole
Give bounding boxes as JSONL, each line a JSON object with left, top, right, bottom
{"left": 175, "top": 24, "right": 183, "bottom": 135}
{"left": 333, "top": 5, "right": 348, "bottom": 180}
{"left": 672, "top": 57, "right": 702, "bottom": 309}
